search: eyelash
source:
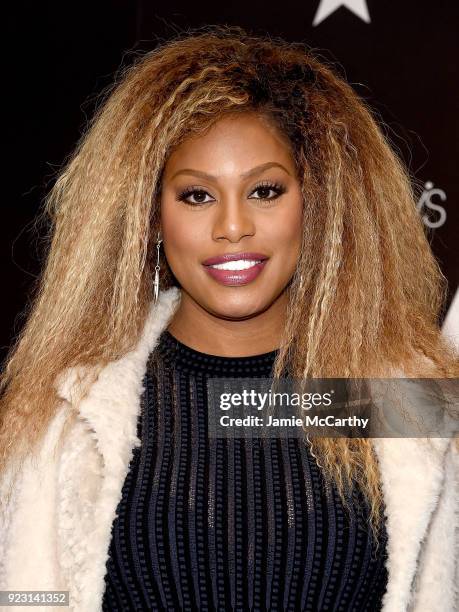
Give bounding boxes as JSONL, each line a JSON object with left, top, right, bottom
{"left": 176, "top": 181, "right": 287, "bottom": 206}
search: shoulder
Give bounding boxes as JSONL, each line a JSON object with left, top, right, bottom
{"left": 54, "top": 364, "right": 94, "bottom": 403}
{"left": 0, "top": 398, "right": 72, "bottom": 538}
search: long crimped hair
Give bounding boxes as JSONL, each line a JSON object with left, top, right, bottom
{"left": 1, "top": 25, "right": 458, "bottom": 543}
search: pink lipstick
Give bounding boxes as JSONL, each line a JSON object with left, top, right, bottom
{"left": 202, "top": 251, "right": 269, "bottom": 286}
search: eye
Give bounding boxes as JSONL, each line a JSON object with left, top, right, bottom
{"left": 176, "top": 181, "right": 287, "bottom": 206}
{"left": 176, "top": 187, "right": 215, "bottom": 206}
{"left": 249, "top": 181, "right": 286, "bottom": 202}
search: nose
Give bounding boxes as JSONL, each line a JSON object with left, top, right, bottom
{"left": 211, "top": 196, "right": 256, "bottom": 243}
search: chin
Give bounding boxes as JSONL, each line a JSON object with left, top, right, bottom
{"left": 207, "top": 294, "right": 269, "bottom": 320}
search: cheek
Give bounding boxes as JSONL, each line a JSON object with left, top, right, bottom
{"left": 270, "top": 205, "right": 303, "bottom": 276}
{"left": 267, "top": 199, "right": 303, "bottom": 252}
{"left": 161, "top": 203, "right": 204, "bottom": 267}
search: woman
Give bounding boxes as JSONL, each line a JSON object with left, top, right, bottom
{"left": 0, "top": 26, "right": 458, "bottom": 612}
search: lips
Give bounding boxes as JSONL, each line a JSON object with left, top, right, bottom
{"left": 202, "top": 252, "right": 269, "bottom": 286}
{"left": 202, "top": 252, "right": 269, "bottom": 266}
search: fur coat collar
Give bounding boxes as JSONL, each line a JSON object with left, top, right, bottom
{"left": 0, "top": 286, "right": 457, "bottom": 611}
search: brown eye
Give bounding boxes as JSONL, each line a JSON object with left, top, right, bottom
{"left": 249, "top": 182, "right": 286, "bottom": 202}
{"left": 177, "top": 188, "right": 215, "bottom": 205}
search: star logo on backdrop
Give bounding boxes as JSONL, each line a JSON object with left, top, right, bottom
{"left": 313, "top": 0, "right": 371, "bottom": 26}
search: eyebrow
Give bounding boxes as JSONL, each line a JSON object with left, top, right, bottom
{"left": 169, "top": 161, "right": 291, "bottom": 181}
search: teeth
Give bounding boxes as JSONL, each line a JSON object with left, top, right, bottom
{"left": 208, "top": 259, "right": 262, "bottom": 271}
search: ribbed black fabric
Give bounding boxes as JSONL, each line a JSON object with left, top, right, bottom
{"left": 102, "top": 330, "right": 389, "bottom": 611}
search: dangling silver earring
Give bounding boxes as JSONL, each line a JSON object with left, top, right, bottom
{"left": 153, "top": 232, "right": 162, "bottom": 304}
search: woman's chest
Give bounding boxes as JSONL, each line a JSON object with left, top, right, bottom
{"left": 102, "top": 368, "right": 389, "bottom": 611}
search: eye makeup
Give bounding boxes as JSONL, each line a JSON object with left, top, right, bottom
{"left": 176, "top": 180, "right": 287, "bottom": 206}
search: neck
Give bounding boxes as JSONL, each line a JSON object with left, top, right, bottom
{"left": 166, "top": 288, "right": 289, "bottom": 357}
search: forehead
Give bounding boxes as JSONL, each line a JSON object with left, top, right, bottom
{"left": 162, "top": 112, "right": 296, "bottom": 178}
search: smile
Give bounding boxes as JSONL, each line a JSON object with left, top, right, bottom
{"left": 203, "top": 259, "right": 268, "bottom": 286}
{"left": 207, "top": 259, "right": 263, "bottom": 271}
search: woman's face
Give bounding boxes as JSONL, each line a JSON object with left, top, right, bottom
{"left": 160, "top": 112, "right": 304, "bottom": 320}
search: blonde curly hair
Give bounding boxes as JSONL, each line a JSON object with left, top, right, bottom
{"left": 1, "top": 26, "right": 457, "bottom": 545}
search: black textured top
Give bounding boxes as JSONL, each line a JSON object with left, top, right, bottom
{"left": 102, "top": 330, "right": 389, "bottom": 611}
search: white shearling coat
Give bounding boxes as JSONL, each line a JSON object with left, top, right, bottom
{"left": 0, "top": 286, "right": 458, "bottom": 611}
